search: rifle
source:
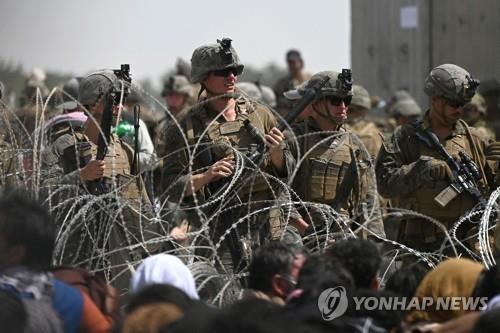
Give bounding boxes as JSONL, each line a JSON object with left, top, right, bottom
{"left": 89, "top": 64, "right": 131, "bottom": 194}
{"left": 414, "top": 124, "right": 485, "bottom": 207}
{"left": 246, "top": 76, "right": 330, "bottom": 164}
{"left": 131, "top": 104, "right": 141, "bottom": 176}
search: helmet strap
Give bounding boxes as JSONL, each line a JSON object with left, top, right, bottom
{"left": 313, "top": 101, "right": 338, "bottom": 125}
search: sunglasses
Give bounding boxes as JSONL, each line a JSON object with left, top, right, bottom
{"left": 326, "top": 95, "right": 352, "bottom": 106}
{"left": 444, "top": 99, "right": 466, "bottom": 109}
{"left": 212, "top": 67, "right": 243, "bottom": 77}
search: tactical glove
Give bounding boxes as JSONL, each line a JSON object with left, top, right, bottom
{"left": 415, "top": 157, "right": 453, "bottom": 183}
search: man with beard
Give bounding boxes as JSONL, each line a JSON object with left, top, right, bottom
{"left": 376, "top": 64, "right": 500, "bottom": 254}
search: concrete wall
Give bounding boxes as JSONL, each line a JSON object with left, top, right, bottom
{"left": 351, "top": 0, "right": 500, "bottom": 110}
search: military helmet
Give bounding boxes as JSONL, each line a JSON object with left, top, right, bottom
{"left": 424, "top": 64, "right": 479, "bottom": 105}
{"left": 284, "top": 70, "right": 353, "bottom": 101}
{"left": 162, "top": 75, "right": 193, "bottom": 97}
{"left": 350, "top": 84, "right": 371, "bottom": 109}
{"left": 259, "top": 85, "right": 277, "bottom": 108}
{"left": 391, "top": 98, "right": 422, "bottom": 117}
{"left": 236, "top": 82, "right": 263, "bottom": 101}
{"left": 78, "top": 70, "right": 122, "bottom": 106}
{"left": 57, "top": 77, "right": 82, "bottom": 110}
{"left": 465, "top": 93, "right": 487, "bottom": 115}
{"left": 190, "top": 38, "right": 244, "bottom": 84}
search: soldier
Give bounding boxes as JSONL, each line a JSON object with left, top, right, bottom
{"left": 478, "top": 78, "right": 500, "bottom": 126}
{"left": 161, "top": 38, "right": 294, "bottom": 273}
{"left": 155, "top": 75, "right": 194, "bottom": 169}
{"left": 346, "top": 84, "right": 383, "bottom": 160}
{"left": 283, "top": 71, "right": 385, "bottom": 242}
{"left": 273, "top": 49, "right": 311, "bottom": 117}
{"left": 462, "top": 93, "right": 495, "bottom": 141}
{"left": 161, "top": 75, "right": 193, "bottom": 117}
{"left": 390, "top": 98, "right": 422, "bottom": 127}
{"left": 376, "top": 64, "right": 500, "bottom": 254}
{"left": 237, "top": 82, "right": 277, "bottom": 109}
{"left": 120, "top": 92, "right": 157, "bottom": 173}
{"left": 41, "top": 68, "right": 161, "bottom": 293}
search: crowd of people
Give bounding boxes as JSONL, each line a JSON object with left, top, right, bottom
{"left": 0, "top": 36, "right": 500, "bottom": 332}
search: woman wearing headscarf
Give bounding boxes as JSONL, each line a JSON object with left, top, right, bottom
{"left": 130, "top": 254, "right": 199, "bottom": 300}
{"left": 408, "top": 258, "right": 483, "bottom": 325}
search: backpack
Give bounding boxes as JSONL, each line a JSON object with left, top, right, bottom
{"left": 52, "top": 266, "right": 119, "bottom": 322}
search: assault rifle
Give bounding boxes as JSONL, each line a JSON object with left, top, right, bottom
{"left": 90, "top": 64, "right": 131, "bottom": 194}
{"left": 415, "top": 125, "right": 485, "bottom": 207}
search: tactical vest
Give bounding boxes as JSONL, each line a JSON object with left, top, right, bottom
{"left": 401, "top": 122, "right": 487, "bottom": 242}
{"left": 60, "top": 131, "right": 141, "bottom": 201}
{"left": 186, "top": 99, "right": 276, "bottom": 200}
{"left": 298, "top": 120, "right": 371, "bottom": 214}
{"left": 412, "top": 134, "right": 483, "bottom": 224}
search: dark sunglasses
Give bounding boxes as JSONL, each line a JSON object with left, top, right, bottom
{"left": 326, "top": 95, "right": 352, "bottom": 106}
{"left": 212, "top": 67, "right": 242, "bottom": 77}
{"left": 445, "top": 99, "right": 466, "bottom": 109}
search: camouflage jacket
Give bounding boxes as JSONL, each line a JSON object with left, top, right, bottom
{"left": 376, "top": 114, "right": 497, "bottom": 228}
{"left": 346, "top": 118, "right": 383, "bottom": 160}
{"left": 161, "top": 97, "right": 295, "bottom": 205}
{"left": 41, "top": 126, "right": 150, "bottom": 204}
{"left": 286, "top": 117, "right": 385, "bottom": 237}
{"left": 471, "top": 119, "right": 496, "bottom": 142}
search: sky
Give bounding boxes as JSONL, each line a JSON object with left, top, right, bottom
{"left": 0, "top": 0, "right": 350, "bottom": 88}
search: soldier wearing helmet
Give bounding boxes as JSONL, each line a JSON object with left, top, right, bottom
{"left": 41, "top": 68, "right": 160, "bottom": 293}
{"left": 236, "top": 81, "right": 277, "bottom": 108}
{"left": 161, "top": 75, "right": 193, "bottom": 116}
{"left": 283, "top": 71, "right": 385, "bottom": 243}
{"left": 161, "top": 38, "right": 294, "bottom": 273}
{"left": 154, "top": 75, "right": 195, "bottom": 194}
{"left": 462, "top": 93, "right": 495, "bottom": 141}
{"left": 346, "top": 84, "right": 383, "bottom": 160}
{"left": 376, "top": 64, "right": 500, "bottom": 254}
{"left": 390, "top": 97, "right": 422, "bottom": 127}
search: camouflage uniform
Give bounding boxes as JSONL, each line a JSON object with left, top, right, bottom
{"left": 463, "top": 93, "right": 495, "bottom": 141}
{"left": 41, "top": 70, "right": 161, "bottom": 292}
{"left": 376, "top": 64, "right": 498, "bottom": 252}
{"left": 346, "top": 85, "right": 383, "bottom": 159}
{"left": 274, "top": 50, "right": 311, "bottom": 117}
{"left": 161, "top": 39, "right": 295, "bottom": 272}
{"left": 284, "top": 72, "right": 385, "bottom": 239}
{"left": 156, "top": 75, "right": 194, "bottom": 162}
{"left": 155, "top": 75, "right": 195, "bottom": 197}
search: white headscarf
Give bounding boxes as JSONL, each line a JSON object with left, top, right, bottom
{"left": 130, "top": 254, "right": 199, "bottom": 299}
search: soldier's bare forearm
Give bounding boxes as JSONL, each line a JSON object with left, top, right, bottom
{"left": 269, "top": 149, "right": 285, "bottom": 171}
{"left": 184, "top": 172, "right": 211, "bottom": 196}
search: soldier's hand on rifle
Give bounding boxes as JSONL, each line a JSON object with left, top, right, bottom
{"left": 416, "top": 157, "right": 452, "bottom": 183}
{"left": 485, "top": 142, "right": 500, "bottom": 161}
{"left": 265, "top": 127, "right": 285, "bottom": 169}
{"left": 205, "top": 155, "right": 234, "bottom": 183}
{"left": 80, "top": 159, "right": 105, "bottom": 181}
